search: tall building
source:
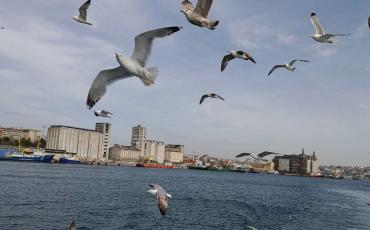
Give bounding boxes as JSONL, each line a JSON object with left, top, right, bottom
{"left": 46, "top": 123, "right": 109, "bottom": 161}
{"left": 131, "top": 125, "right": 147, "bottom": 153}
{"left": 0, "top": 127, "right": 41, "bottom": 142}
{"left": 95, "top": 123, "right": 111, "bottom": 160}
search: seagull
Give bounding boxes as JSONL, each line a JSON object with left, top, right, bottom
{"left": 68, "top": 220, "right": 76, "bottom": 230}
{"left": 147, "top": 184, "right": 172, "bottom": 216}
{"left": 309, "top": 11, "right": 350, "bottom": 43}
{"left": 267, "top": 59, "right": 309, "bottom": 76}
{"left": 221, "top": 50, "right": 256, "bottom": 72}
{"left": 181, "top": 0, "right": 219, "bottom": 30}
{"left": 93, "top": 110, "right": 112, "bottom": 118}
{"left": 199, "top": 93, "right": 225, "bottom": 105}
{"left": 72, "top": 0, "right": 92, "bottom": 26}
{"left": 86, "top": 26, "right": 182, "bottom": 109}
{"left": 368, "top": 16, "right": 370, "bottom": 29}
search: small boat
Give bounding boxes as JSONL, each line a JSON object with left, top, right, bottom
{"left": 59, "top": 157, "right": 81, "bottom": 164}
{"left": 188, "top": 165, "right": 208, "bottom": 170}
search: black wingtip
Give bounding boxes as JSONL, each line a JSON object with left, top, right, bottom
{"left": 311, "top": 11, "right": 316, "bottom": 16}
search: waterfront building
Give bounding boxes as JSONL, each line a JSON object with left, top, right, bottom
{"left": 0, "top": 127, "right": 41, "bottom": 142}
{"left": 251, "top": 161, "right": 275, "bottom": 172}
{"left": 165, "top": 144, "right": 184, "bottom": 163}
{"left": 95, "top": 123, "right": 111, "bottom": 160}
{"left": 131, "top": 125, "right": 147, "bottom": 154}
{"left": 145, "top": 140, "right": 165, "bottom": 163}
{"left": 46, "top": 124, "right": 107, "bottom": 161}
{"left": 109, "top": 144, "right": 141, "bottom": 162}
{"left": 272, "top": 149, "right": 318, "bottom": 175}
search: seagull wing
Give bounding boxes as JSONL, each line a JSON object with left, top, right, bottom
{"left": 199, "top": 95, "right": 209, "bottom": 105}
{"left": 131, "top": 27, "right": 182, "bottom": 67}
{"left": 288, "top": 59, "right": 298, "bottom": 66}
{"left": 299, "top": 59, "right": 310, "bottom": 63}
{"left": 194, "top": 0, "right": 213, "bottom": 17}
{"left": 86, "top": 67, "right": 131, "bottom": 109}
{"left": 68, "top": 220, "right": 76, "bottom": 230}
{"left": 267, "top": 65, "right": 285, "bottom": 76}
{"left": 257, "top": 151, "right": 279, "bottom": 158}
{"left": 79, "top": 0, "right": 91, "bottom": 21}
{"left": 182, "top": 0, "right": 194, "bottom": 11}
{"left": 216, "top": 94, "right": 225, "bottom": 101}
{"left": 221, "top": 54, "right": 235, "bottom": 72}
{"left": 235, "top": 152, "right": 253, "bottom": 158}
{"left": 310, "top": 12, "right": 325, "bottom": 35}
{"left": 368, "top": 16, "right": 370, "bottom": 29}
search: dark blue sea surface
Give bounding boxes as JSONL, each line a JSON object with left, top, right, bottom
{"left": 0, "top": 162, "right": 369, "bottom": 230}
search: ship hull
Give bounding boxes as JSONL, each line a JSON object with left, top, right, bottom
{"left": 0, "top": 155, "right": 54, "bottom": 163}
{"left": 59, "top": 157, "right": 81, "bottom": 164}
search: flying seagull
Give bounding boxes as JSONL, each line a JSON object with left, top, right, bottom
{"left": 199, "top": 93, "right": 225, "bottom": 105}
{"left": 147, "top": 184, "right": 172, "bottom": 216}
{"left": 93, "top": 110, "right": 112, "bottom": 118}
{"left": 181, "top": 0, "right": 219, "bottom": 30}
{"left": 267, "top": 59, "right": 309, "bottom": 76}
{"left": 309, "top": 11, "right": 350, "bottom": 43}
{"left": 86, "top": 26, "right": 182, "bottom": 109}
{"left": 72, "top": 0, "right": 92, "bottom": 25}
{"left": 221, "top": 50, "right": 256, "bottom": 72}
{"left": 68, "top": 220, "right": 76, "bottom": 230}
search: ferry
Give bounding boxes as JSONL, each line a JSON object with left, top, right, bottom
{"left": 0, "top": 151, "right": 54, "bottom": 163}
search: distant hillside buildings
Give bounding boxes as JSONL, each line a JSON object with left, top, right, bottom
{"left": 108, "top": 124, "right": 184, "bottom": 164}
{"left": 0, "top": 127, "right": 41, "bottom": 143}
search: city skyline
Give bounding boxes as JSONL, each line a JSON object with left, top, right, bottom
{"left": 1, "top": 1, "right": 370, "bottom": 166}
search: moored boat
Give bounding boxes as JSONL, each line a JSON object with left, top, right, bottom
{"left": 0, "top": 152, "right": 54, "bottom": 163}
{"left": 59, "top": 157, "right": 81, "bottom": 164}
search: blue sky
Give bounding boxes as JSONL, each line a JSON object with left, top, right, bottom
{"left": 0, "top": 0, "right": 370, "bottom": 166}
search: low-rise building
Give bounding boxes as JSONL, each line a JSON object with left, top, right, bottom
{"left": 109, "top": 144, "right": 141, "bottom": 162}
{"left": 251, "top": 161, "right": 275, "bottom": 172}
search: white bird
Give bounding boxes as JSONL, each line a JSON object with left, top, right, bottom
{"left": 72, "top": 0, "right": 92, "bottom": 26}
{"left": 68, "top": 220, "right": 76, "bottom": 230}
{"left": 147, "top": 184, "right": 172, "bottom": 216}
{"left": 221, "top": 50, "right": 256, "bottom": 72}
{"left": 199, "top": 93, "right": 225, "bottom": 105}
{"left": 93, "top": 110, "right": 112, "bottom": 118}
{"left": 86, "top": 26, "right": 182, "bottom": 109}
{"left": 181, "top": 0, "right": 219, "bottom": 30}
{"left": 267, "top": 59, "right": 309, "bottom": 76}
{"left": 309, "top": 11, "right": 350, "bottom": 43}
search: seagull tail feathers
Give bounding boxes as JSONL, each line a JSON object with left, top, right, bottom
{"left": 140, "top": 67, "right": 158, "bottom": 86}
